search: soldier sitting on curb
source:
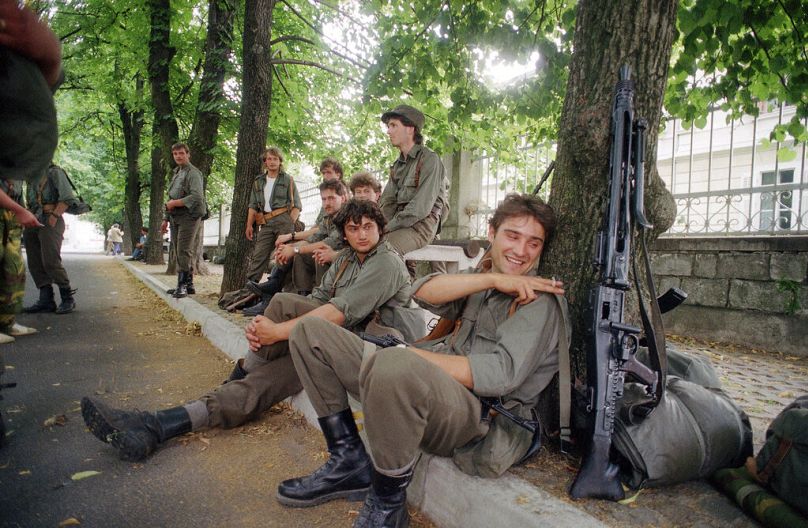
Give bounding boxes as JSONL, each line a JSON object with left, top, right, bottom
{"left": 277, "top": 194, "right": 567, "bottom": 528}
{"left": 80, "top": 199, "right": 425, "bottom": 462}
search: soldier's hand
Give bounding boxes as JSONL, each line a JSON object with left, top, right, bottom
{"left": 246, "top": 315, "right": 282, "bottom": 349}
{"left": 15, "top": 208, "right": 42, "bottom": 228}
{"left": 313, "top": 247, "right": 336, "bottom": 266}
{"left": 160, "top": 220, "right": 169, "bottom": 234}
{"left": 275, "top": 233, "right": 292, "bottom": 247}
{"left": 492, "top": 274, "right": 565, "bottom": 305}
{"left": 47, "top": 213, "right": 58, "bottom": 227}
{"left": 275, "top": 245, "right": 294, "bottom": 266}
{"left": 245, "top": 224, "right": 254, "bottom": 241}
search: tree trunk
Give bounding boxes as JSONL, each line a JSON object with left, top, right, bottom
{"left": 220, "top": 0, "right": 275, "bottom": 294}
{"left": 145, "top": 0, "right": 179, "bottom": 265}
{"left": 119, "top": 75, "right": 145, "bottom": 255}
{"left": 542, "top": 0, "right": 679, "bottom": 376}
{"left": 183, "top": 0, "right": 236, "bottom": 277}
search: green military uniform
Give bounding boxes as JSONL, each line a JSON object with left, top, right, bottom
{"left": 290, "top": 213, "right": 344, "bottom": 293}
{"left": 0, "top": 179, "right": 26, "bottom": 331}
{"left": 165, "top": 162, "right": 205, "bottom": 273}
{"left": 289, "top": 268, "right": 566, "bottom": 478}
{"left": 380, "top": 144, "right": 448, "bottom": 257}
{"left": 23, "top": 165, "right": 77, "bottom": 292}
{"left": 246, "top": 171, "right": 301, "bottom": 282}
{"left": 180, "top": 240, "right": 420, "bottom": 431}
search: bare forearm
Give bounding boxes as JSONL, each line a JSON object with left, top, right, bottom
{"left": 409, "top": 348, "right": 473, "bottom": 389}
{"left": 414, "top": 273, "right": 496, "bottom": 305}
{"left": 266, "top": 303, "right": 346, "bottom": 344}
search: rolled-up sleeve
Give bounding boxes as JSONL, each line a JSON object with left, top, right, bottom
{"left": 468, "top": 295, "right": 561, "bottom": 397}
{"left": 328, "top": 254, "right": 408, "bottom": 327}
{"left": 52, "top": 167, "right": 77, "bottom": 206}
{"left": 411, "top": 271, "right": 468, "bottom": 320}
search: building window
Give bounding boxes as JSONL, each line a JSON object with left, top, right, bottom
{"left": 759, "top": 169, "right": 794, "bottom": 230}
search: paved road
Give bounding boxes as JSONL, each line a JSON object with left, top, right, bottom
{"left": 0, "top": 254, "right": 376, "bottom": 528}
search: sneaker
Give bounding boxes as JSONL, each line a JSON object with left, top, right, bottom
{"left": 7, "top": 323, "right": 37, "bottom": 337}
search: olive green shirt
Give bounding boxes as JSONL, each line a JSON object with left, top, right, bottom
{"left": 166, "top": 162, "right": 205, "bottom": 219}
{"left": 311, "top": 241, "right": 411, "bottom": 331}
{"left": 412, "top": 269, "right": 568, "bottom": 477}
{"left": 248, "top": 171, "right": 302, "bottom": 213}
{"left": 26, "top": 165, "right": 77, "bottom": 214}
{"left": 379, "top": 144, "right": 448, "bottom": 232}
{"left": 307, "top": 214, "right": 344, "bottom": 250}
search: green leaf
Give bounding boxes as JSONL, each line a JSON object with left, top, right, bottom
{"left": 776, "top": 147, "right": 797, "bottom": 162}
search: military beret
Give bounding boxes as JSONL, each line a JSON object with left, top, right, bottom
{"left": 0, "top": 47, "right": 59, "bottom": 183}
{"left": 381, "top": 104, "right": 425, "bottom": 130}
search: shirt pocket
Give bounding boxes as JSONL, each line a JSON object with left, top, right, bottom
{"left": 272, "top": 181, "right": 289, "bottom": 204}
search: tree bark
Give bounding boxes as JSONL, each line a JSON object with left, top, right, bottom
{"left": 542, "top": 0, "right": 679, "bottom": 375}
{"left": 119, "top": 74, "right": 145, "bottom": 254}
{"left": 145, "top": 0, "right": 179, "bottom": 265}
{"left": 220, "top": 0, "right": 275, "bottom": 294}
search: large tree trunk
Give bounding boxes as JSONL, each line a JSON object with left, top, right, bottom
{"left": 543, "top": 0, "right": 679, "bottom": 375}
{"left": 220, "top": 0, "right": 275, "bottom": 294}
{"left": 145, "top": 0, "right": 179, "bottom": 265}
{"left": 119, "top": 75, "right": 145, "bottom": 255}
{"left": 181, "top": 0, "right": 236, "bottom": 277}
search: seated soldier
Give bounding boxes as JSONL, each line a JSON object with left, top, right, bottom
{"left": 80, "top": 199, "right": 424, "bottom": 462}
{"left": 128, "top": 226, "right": 148, "bottom": 261}
{"left": 243, "top": 179, "right": 347, "bottom": 316}
{"left": 277, "top": 194, "right": 567, "bottom": 528}
{"left": 348, "top": 171, "right": 382, "bottom": 204}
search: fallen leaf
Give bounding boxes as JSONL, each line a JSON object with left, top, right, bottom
{"left": 58, "top": 518, "right": 81, "bottom": 526}
{"left": 515, "top": 495, "right": 530, "bottom": 505}
{"left": 778, "top": 391, "right": 794, "bottom": 398}
{"left": 44, "top": 415, "right": 68, "bottom": 427}
{"left": 618, "top": 488, "right": 643, "bottom": 505}
{"left": 19, "top": 470, "right": 31, "bottom": 476}
{"left": 52, "top": 383, "right": 61, "bottom": 387}
{"left": 71, "top": 470, "right": 101, "bottom": 481}
{"left": 199, "top": 437, "right": 210, "bottom": 445}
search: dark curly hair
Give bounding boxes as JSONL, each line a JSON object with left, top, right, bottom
{"left": 333, "top": 198, "right": 386, "bottom": 238}
{"left": 319, "top": 178, "right": 348, "bottom": 197}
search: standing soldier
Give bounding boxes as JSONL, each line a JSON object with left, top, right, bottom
{"left": 379, "top": 105, "right": 448, "bottom": 258}
{"left": 161, "top": 142, "right": 206, "bottom": 299}
{"left": 22, "top": 163, "right": 78, "bottom": 314}
{"left": 244, "top": 147, "right": 301, "bottom": 284}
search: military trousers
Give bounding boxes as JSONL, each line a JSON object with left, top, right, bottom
{"left": 385, "top": 213, "right": 438, "bottom": 257}
{"left": 289, "top": 317, "right": 488, "bottom": 473}
{"left": 193, "top": 293, "right": 321, "bottom": 429}
{"left": 247, "top": 213, "right": 294, "bottom": 282}
{"left": 22, "top": 214, "right": 70, "bottom": 289}
{"left": 291, "top": 252, "right": 329, "bottom": 293}
{"left": 168, "top": 209, "right": 200, "bottom": 273}
{"left": 0, "top": 210, "right": 25, "bottom": 329}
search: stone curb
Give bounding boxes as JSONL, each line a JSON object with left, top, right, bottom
{"left": 120, "top": 260, "right": 606, "bottom": 528}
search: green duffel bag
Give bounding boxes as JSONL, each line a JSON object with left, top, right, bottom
{"left": 613, "top": 376, "right": 753, "bottom": 489}
{"left": 747, "top": 395, "right": 808, "bottom": 517}
{"left": 635, "top": 343, "right": 721, "bottom": 389}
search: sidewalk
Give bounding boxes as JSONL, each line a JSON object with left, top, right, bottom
{"left": 122, "top": 258, "right": 808, "bottom": 528}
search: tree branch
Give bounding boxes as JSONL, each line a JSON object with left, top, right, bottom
{"left": 775, "top": 0, "right": 808, "bottom": 63}
{"left": 270, "top": 58, "right": 362, "bottom": 84}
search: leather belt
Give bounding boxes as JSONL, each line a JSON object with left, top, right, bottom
{"left": 263, "top": 206, "right": 289, "bottom": 220}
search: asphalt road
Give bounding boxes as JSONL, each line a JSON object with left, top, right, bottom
{"left": 0, "top": 254, "right": 377, "bottom": 528}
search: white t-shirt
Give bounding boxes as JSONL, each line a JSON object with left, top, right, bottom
{"left": 263, "top": 175, "right": 277, "bottom": 212}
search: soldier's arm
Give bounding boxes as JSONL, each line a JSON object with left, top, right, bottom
{"left": 415, "top": 273, "right": 565, "bottom": 306}
{"left": 387, "top": 153, "right": 443, "bottom": 232}
{"left": 180, "top": 169, "right": 203, "bottom": 211}
{"left": 290, "top": 176, "right": 302, "bottom": 222}
{"left": 0, "top": 188, "right": 40, "bottom": 227}
{"left": 245, "top": 304, "right": 345, "bottom": 351}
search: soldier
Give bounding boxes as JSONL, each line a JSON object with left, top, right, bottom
{"left": 160, "top": 142, "right": 206, "bottom": 298}
{"left": 0, "top": 179, "right": 38, "bottom": 344}
{"left": 348, "top": 171, "right": 382, "bottom": 203}
{"left": 244, "top": 147, "right": 302, "bottom": 284}
{"left": 379, "top": 105, "right": 448, "bottom": 258}
{"left": 22, "top": 164, "right": 79, "bottom": 314}
{"left": 80, "top": 199, "right": 425, "bottom": 462}
{"left": 278, "top": 194, "right": 567, "bottom": 528}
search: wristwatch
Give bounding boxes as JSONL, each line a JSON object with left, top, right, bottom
{"left": 293, "top": 246, "right": 300, "bottom": 254}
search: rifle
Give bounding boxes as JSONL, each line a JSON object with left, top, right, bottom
{"left": 568, "top": 65, "right": 660, "bottom": 500}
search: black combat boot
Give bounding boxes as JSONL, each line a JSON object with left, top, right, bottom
{"left": 23, "top": 285, "right": 57, "bottom": 313}
{"left": 242, "top": 298, "right": 269, "bottom": 317}
{"left": 353, "top": 467, "right": 413, "bottom": 528}
{"left": 224, "top": 358, "right": 248, "bottom": 383}
{"left": 246, "top": 265, "right": 287, "bottom": 300}
{"left": 186, "top": 271, "right": 196, "bottom": 295}
{"left": 81, "top": 397, "right": 192, "bottom": 461}
{"left": 172, "top": 272, "right": 188, "bottom": 298}
{"left": 55, "top": 287, "right": 76, "bottom": 314}
{"left": 277, "top": 408, "right": 371, "bottom": 507}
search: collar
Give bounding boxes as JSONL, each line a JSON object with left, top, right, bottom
{"left": 396, "top": 144, "right": 422, "bottom": 164}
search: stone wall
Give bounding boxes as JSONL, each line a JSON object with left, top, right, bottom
{"left": 651, "top": 237, "right": 808, "bottom": 357}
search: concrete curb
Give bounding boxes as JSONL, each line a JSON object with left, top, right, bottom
{"left": 121, "top": 260, "right": 606, "bottom": 528}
